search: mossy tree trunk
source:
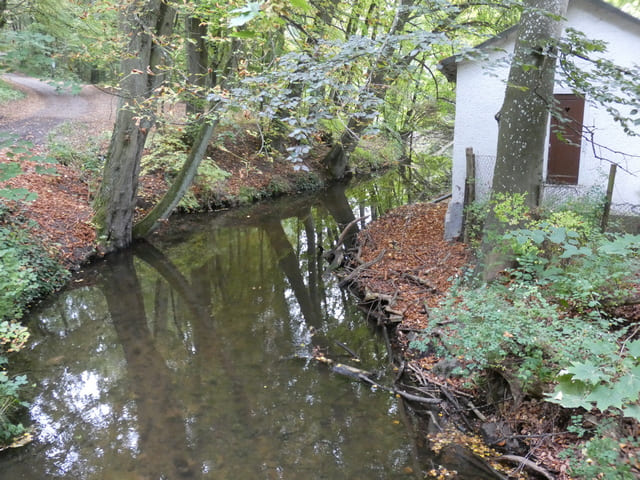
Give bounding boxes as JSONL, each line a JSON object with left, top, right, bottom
{"left": 93, "top": 0, "right": 175, "bottom": 252}
{"left": 132, "top": 113, "right": 219, "bottom": 238}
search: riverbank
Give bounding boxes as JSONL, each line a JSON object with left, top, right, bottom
{"left": 341, "top": 203, "right": 570, "bottom": 478}
{"left": 343, "top": 200, "right": 640, "bottom": 480}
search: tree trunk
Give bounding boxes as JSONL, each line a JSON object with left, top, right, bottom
{"left": 93, "top": 0, "right": 175, "bottom": 252}
{"left": 0, "top": 0, "right": 7, "bottom": 28}
{"left": 185, "top": 15, "right": 211, "bottom": 115}
{"left": 482, "top": 0, "right": 568, "bottom": 277}
{"left": 321, "top": 0, "right": 416, "bottom": 179}
{"left": 133, "top": 113, "right": 219, "bottom": 238}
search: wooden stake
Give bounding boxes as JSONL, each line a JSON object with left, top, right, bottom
{"left": 462, "top": 147, "right": 476, "bottom": 243}
{"left": 601, "top": 163, "right": 617, "bottom": 233}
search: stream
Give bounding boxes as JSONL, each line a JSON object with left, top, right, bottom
{"left": 1, "top": 173, "right": 490, "bottom": 479}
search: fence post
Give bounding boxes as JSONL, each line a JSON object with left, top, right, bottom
{"left": 600, "top": 163, "right": 617, "bottom": 233}
{"left": 462, "top": 147, "right": 476, "bottom": 243}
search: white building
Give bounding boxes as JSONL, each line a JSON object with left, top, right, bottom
{"left": 441, "top": 0, "right": 640, "bottom": 239}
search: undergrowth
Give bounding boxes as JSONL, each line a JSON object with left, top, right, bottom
{"left": 0, "top": 79, "right": 26, "bottom": 104}
{"left": 410, "top": 193, "right": 640, "bottom": 478}
{"left": 142, "top": 126, "right": 231, "bottom": 211}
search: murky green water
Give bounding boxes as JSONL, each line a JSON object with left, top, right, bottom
{"left": 3, "top": 178, "right": 445, "bottom": 479}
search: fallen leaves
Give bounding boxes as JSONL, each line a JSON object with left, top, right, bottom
{"left": 1, "top": 157, "right": 97, "bottom": 268}
{"left": 356, "top": 202, "right": 469, "bottom": 331}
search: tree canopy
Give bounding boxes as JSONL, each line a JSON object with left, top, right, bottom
{"left": 1, "top": 0, "right": 638, "bottom": 251}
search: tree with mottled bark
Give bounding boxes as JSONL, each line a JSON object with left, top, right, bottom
{"left": 482, "top": 0, "right": 569, "bottom": 276}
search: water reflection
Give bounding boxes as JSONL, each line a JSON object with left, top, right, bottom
{"left": 5, "top": 179, "right": 432, "bottom": 479}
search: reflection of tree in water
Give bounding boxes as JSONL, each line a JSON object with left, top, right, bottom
{"left": 264, "top": 218, "right": 323, "bottom": 329}
{"left": 7, "top": 182, "right": 441, "bottom": 479}
{"left": 101, "top": 252, "right": 195, "bottom": 478}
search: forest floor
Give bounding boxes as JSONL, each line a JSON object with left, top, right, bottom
{"left": 2, "top": 75, "right": 636, "bottom": 479}
{"left": 0, "top": 73, "right": 325, "bottom": 267}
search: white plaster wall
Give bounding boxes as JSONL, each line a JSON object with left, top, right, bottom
{"left": 449, "top": 0, "right": 640, "bottom": 223}
{"left": 449, "top": 36, "right": 514, "bottom": 206}
{"left": 555, "top": 0, "right": 640, "bottom": 209}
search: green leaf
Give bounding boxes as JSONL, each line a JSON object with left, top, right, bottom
{"left": 34, "top": 165, "right": 58, "bottom": 175}
{"left": 30, "top": 155, "right": 57, "bottom": 164}
{"left": 588, "top": 340, "right": 617, "bottom": 356}
{"left": 622, "top": 404, "right": 640, "bottom": 421}
{"left": 289, "top": 0, "right": 312, "bottom": 11}
{"left": 598, "top": 235, "right": 640, "bottom": 255}
{"left": 0, "top": 162, "right": 22, "bottom": 181}
{"left": 560, "top": 244, "right": 592, "bottom": 258}
{"left": 548, "top": 227, "right": 566, "bottom": 244}
{"left": 529, "top": 229, "right": 545, "bottom": 244}
{"left": 616, "top": 372, "right": 640, "bottom": 401}
{"left": 627, "top": 340, "right": 640, "bottom": 359}
{"left": 566, "top": 361, "right": 609, "bottom": 384}
{"left": 585, "top": 384, "right": 625, "bottom": 411}
{"left": 0, "top": 188, "right": 37, "bottom": 202}
{"left": 546, "top": 374, "right": 591, "bottom": 408}
{"left": 230, "top": 30, "right": 257, "bottom": 39}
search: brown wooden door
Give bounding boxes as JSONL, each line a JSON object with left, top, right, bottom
{"left": 547, "top": 94, "right": 585, "bottom": 185}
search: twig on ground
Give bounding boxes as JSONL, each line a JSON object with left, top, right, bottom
{"left": 492, "top": 455, "right": 555, "bottom": 480}
{"left": 339, "top": 249, "right": 386, "bottom": 287}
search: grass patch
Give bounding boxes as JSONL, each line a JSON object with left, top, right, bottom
{"left": 0, "top": 79, "right": 25, "bottom": 104}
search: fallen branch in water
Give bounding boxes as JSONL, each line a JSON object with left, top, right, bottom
{"left": 312, "top": 353, "right": 441, "bottom": 405}
{"left": 334, "top": 341, "right": 360, "bottom": 360}
{"left": 335, "top": 216, "right": 368, "bottom": 251}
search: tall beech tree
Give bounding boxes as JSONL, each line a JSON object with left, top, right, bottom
{"left": 93, "top": 0, "right": 176, "bottom": 251}
{"left": 321, "top": 0, "right": 418, "bottom": 178}
{"left": 482, "top": 0, "right": 569, "bottom": 275}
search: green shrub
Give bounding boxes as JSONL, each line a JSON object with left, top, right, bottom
{"left": 177, "top": 160, "right": 231, "bottom": 211}
{"left": 561, "top": 418, "right": 639, "bottom": 479}
{"left": 266, "top": 175, "right": 292, "bottom": 196}
{"left": 293, "top": 171, "right": 322, "bottom": 192}
{"left": 350, "top": 133, "right": 402, "bottom": 171}
{"left": 0, "top": 226, "right": 69, "bottom": 322}
{"left": 236, "top": 186, "right": 261, "bottom": 205}
{"left": 410, "top": 281, "right": 620, "bottom": 392}
{"left": 547, "top": 337, "right": 640, "bottom": 421}
{"left": 412, "top": 198, "right": 640, "bottom": 401}
{"left": 142, "top": 127, "right": 190, "bottom": 178}
{"left": 0, "top": 223, "right": 68, "bottom": 445}
{"left": 0, "top": 319, "right": 31, "bottom": 445}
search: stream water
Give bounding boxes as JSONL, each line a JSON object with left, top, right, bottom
{"left": 1, "top": 173, "right": 492, "bottom": 479}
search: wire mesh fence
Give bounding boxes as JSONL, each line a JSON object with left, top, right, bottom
{"left": 469, "top": 151, "right": 640, "bottom": 227}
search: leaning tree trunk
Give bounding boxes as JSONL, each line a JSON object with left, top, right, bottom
{"left": 133, "top": 113, "right": 219, "bottom": 238}
{"left": 482, "top": 0, "right": 569, "bottom": 278}
{"left": 93, "top": 0, "right": 175, "bottom": 252}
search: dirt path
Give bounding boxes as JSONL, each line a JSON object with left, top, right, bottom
{"left": 0, "top": 73, "right": 117, "bottom": 144}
